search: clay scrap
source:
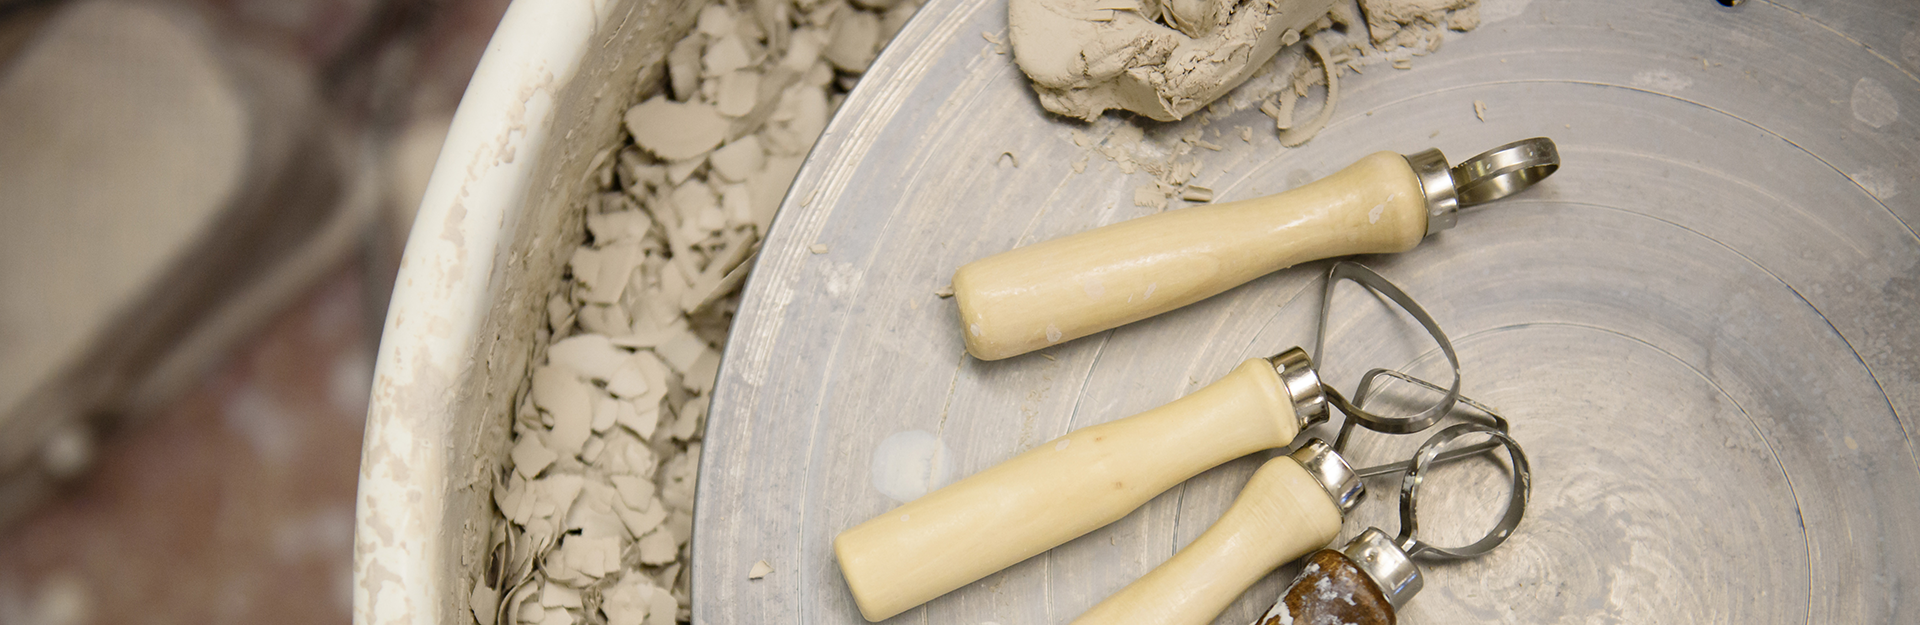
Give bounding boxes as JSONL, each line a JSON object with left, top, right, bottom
{"left": 1010, "top": 0, "right": 1484, "bottom": 131}
{"left": 473, "top": 0, "right": 918, "bottom": 623}
{"left": 1008, "top": 0, "right": 1342, "bottom": 122}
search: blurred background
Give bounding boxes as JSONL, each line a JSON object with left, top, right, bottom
{"left": 0, "top": 0, "right": 513, "bottom": 620}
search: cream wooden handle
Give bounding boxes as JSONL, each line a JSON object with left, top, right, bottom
{"left": 1069, "top": 456, "right": 1344, "bottom": 625}
{"left": 833, "top": 359, "right": 1304, "bottom": 622}
{"left": 952, "top": 151, "right": 1428, "bottom": 361}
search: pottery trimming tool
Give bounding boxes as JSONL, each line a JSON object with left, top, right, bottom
{"left": 1255, "top": 422, "right": 1531, "bottom": 625}
{"left": 1062, "top": 341, "right": 1517, "bottom": 625}
{"left": 1064, "top": 263, "right": 1513, "bottom": 625}
{"left": 1066, "top": 405, "right": 1519, "bottom": 625}
{"left": 832, "top": 263, "right": 1475, "bottom": 622}
{"left": 951, "top": 138, "right": 1559, "bottom": 361}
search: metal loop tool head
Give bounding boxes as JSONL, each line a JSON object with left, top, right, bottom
{"left": 1408, "top": 137, "right": 1561, "bottom": 235}
{"left": 1330, "top": 422, "right": 1529, "bottom": 611}
{"left": 1452, "top": 137, "right": 1559, "bottom": 207}
{"left": 1394, "top": 423, "right": 1532, "bottom": 561}
{"left": 1313, "top": 262, "right": 1461, "bottom": 437}
{"left": 1324, "top": 410, "right": 1531, "bottom": 611}
{"left": 1339, "top": 368, "right": 1509, "bottom": 462}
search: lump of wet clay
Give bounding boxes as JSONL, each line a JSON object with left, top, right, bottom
{"left": 1008, "top": 0, "right": 1338, "bottom": 121}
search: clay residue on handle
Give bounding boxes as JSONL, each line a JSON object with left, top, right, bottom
{"left": 1008, "top": 0, "right": 1339, "bottom": 121}
{"left": 1259, "top": 550, "right": 1395, "bottom": 625}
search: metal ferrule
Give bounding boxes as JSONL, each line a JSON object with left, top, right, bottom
{"left": 1287, "top": 439, "right": 1364, "bottom": 515}
{"left": 1340, "top": 528, "right": 1424, "bottom": 610}
{"left": 1404, "top": 148, "right": 1459, "bottom": 236}
{"left": 1267, "top": 347, "right": 1329, "bottom": 430}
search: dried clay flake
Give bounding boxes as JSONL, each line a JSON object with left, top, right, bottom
{"left": 473, "top": 2, "right": 924, "bottom": 624}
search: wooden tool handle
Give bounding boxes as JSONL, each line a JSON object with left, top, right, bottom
{"left": 952, "top": 151, "right": 1428, "bottom": 361}
{"left": 834, "top": 358, "right": 1305, "bottom": 622}
{"left": 1254, "top": 549, "right": 1397, "bottom": 625}
{"left": 1068, "top": 456, "right": 1344, "bottom": 625}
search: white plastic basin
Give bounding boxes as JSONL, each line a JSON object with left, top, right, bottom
{"left": 351, "top": 1, "right": 702, "bottom": 623}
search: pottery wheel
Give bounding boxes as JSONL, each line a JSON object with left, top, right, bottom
{"left": 693, "top": 0, "right": 1920, "bottom": 622}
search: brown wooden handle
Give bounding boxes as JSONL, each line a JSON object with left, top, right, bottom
{"left": 1255, "top": 549, "right": 1396, "bottom": 625}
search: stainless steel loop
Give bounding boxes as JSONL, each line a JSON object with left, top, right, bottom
{"left": 1313, "top": 261, "right": 1461, "bottom": 435}
{"left": 1395, "top": 423, "right": 1532, "bottom": 561}
{"left": 1450, "top": 137, "right": 1560, "bottom": 207}
{"left": 1354, "top": 368, "right": 1508, "bottom": 433}
{"left": 1344, "top": 369, "right": 1510, "bottom": 477}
